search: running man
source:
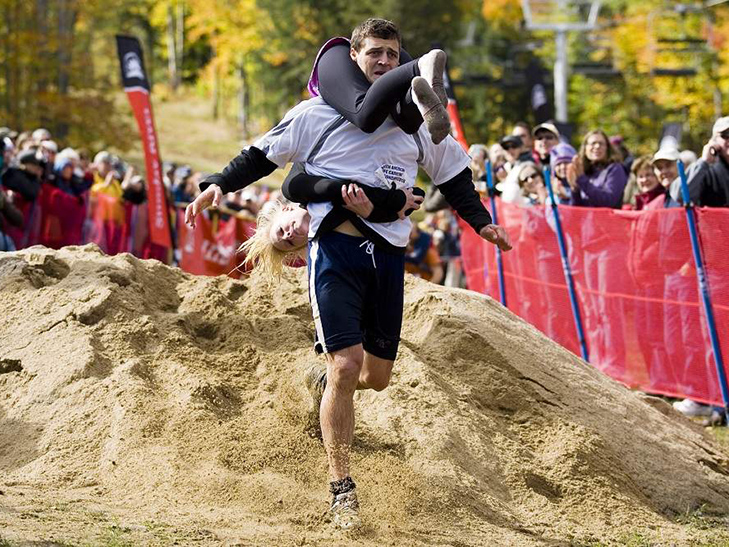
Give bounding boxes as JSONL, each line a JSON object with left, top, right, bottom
{"left": 185, "top": 18, "right": 512, "bottom": 530}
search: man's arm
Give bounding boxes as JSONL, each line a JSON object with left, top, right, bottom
{"left": 437, "top": 166, "right": 512, "bottom": 251}
{"left": 186, "top": 146, "right": 278, "bottom": 227}
{"left": 686, "top": 159, "right": 710, "bottom": 206}
{"left": 199, "top": 146, "right": 278, "bottom": 195}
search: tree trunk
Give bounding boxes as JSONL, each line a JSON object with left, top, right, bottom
{"left": 212, "top": 55, "right": 220, "bottom": 120}
{"left": 11, "top": 0, "right": 22, "bottom": 128}
{"left": 237, "top": 63, "right": 248, "bottom": 136}
{"left": 176, "top": 1, "right": 184, "bottom": 83}
{"left": 167, "top": 2, "right": 178, "bottom": 90}
{"left": 56, "top": 0, "right": 77, "bottom": 139}
{"left": 2, "top": 2, "right": 12, "bottom": 119}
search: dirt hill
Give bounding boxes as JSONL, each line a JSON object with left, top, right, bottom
{"left": 1, "top": 245, "right": 728, "bottom": 545}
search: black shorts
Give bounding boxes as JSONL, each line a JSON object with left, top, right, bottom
{"left": 307, "top": 231, "right": 405, "bottom": 361}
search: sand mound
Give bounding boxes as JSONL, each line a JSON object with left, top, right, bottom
{"left": 1, "top": 245, "right": 728, "bottom": 545}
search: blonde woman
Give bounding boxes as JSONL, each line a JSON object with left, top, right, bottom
{"left": 240, "top": 165, "right": 425, "bottom": 277}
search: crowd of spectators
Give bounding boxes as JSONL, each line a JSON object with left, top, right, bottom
{"left": 2, "top": 116, "right": 729, "bottom": 421}
{"left": 0, "top": 126, "right": 271, "bottom": 253}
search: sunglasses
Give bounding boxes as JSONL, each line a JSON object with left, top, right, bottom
{"left": 535, "top": 133, "right": 557, "bottom": 141}
{"left": 719, "top": 130, "right": 729, "bottom": 140}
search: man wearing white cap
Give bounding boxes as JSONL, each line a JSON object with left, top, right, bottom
{"left": 651, "top": 147, "right": 681, "bottom": 207}
{"left": 532, "top": 122, "right": 560, "bottom": 167}
{"left": 685, "top": 116, "right": 729, "bottom": 207}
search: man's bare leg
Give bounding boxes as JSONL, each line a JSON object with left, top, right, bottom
{"left": 357, "top": 351, "right": 394, "bottom": 392}
{"left": 305, "top": 350, "right": 393, "bottom": 441}
{"left": 321, "top": 344, "right": 364, "bottom": 481}
{"left": 319, "top": 344, "right": 365, "bottom": 529}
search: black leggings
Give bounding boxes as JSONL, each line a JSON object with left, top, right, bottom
{"left": 317, "top": 44, "right": 423, "bottom": 134}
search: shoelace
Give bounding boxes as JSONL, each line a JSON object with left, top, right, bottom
{"left": 359, "top": 240, "right": 376, "bottom": 269}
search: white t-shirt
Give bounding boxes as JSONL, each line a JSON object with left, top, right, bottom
{"left": 253, "top": 97, "right": 470, "bottom": 248}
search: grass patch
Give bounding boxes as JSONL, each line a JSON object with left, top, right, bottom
{"left": 93, "top": 525, "right": 135, "bottom": 547}
{"left": 708, "top": 424, "right": 729, "bottom": 451}
{"left": 112, "top": 89, "right": 285, "bottom": 186}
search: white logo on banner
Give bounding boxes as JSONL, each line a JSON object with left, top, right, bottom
{"left": 123, "top": 52, "right": 145, "bottom": 80}
{"left": 531, "top": 84, "right": 547, "bottom": 111}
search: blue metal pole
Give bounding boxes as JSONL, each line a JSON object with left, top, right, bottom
{"left": 485, "top": 160, "right": 506, "bottom": 306}
{"left": 677, "top": 160, "right": 729, "bottom": 419}
{"left": 543, "top": 167, "right": 589, "bottom": 362}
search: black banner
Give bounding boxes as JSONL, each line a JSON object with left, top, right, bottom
{"left": 116, "top": 35, "right": 151, "bottom": 91}
{"left": 526, "top": 59, "right": 552, "bottom": 124}
{"left": 115, "top": 35, "right": 172, "bottom": 248}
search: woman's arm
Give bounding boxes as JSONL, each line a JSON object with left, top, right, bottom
{"left": 316, "top": 42, "right": 421, "bottom": 134}
{"left": 576, "top": 163, "right": 628, "bottom": 208}
{"left": 282, "top": 163, "right": 423, "bottom": 222}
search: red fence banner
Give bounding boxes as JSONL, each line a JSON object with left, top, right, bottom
{"left": 36, "top": 185, "right": 86, "bottom": 249}
{"left": 442, "top": 58, "right": 469, "bottom": 151}
{"left": 85, "top": 193, "right": 129, "bottom": 255}
{"left": 176, "top": 209, "right": 255, "bottom": 278}
{"left": 116, "top": 35, "right": 172, "bottom": 249}
{"left": 462, "top": 198, "right": 728, "bottom": 406}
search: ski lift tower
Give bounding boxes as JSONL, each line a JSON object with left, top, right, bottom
{"left": 521, "top": 0, "right": 601, "bottom": 123}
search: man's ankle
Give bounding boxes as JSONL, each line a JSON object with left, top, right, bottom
{"left": 330, "top": 476, "right": 356, "bottom": 496}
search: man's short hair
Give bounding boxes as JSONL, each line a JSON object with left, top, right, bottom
{"left": 350, "top": 18, "right": 401, "bottom": 51}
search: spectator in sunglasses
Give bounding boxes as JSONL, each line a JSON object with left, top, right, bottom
{"left": 499, "top": 135, "right": 532, "bottom": 169}
{"left": 532, "top": 122, "right": 560, "bottom": 167}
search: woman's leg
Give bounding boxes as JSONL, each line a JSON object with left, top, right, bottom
{"left": 317, "top": 44, "right": 421, "bottom": 133}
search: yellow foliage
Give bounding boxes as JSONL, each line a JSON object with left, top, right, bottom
{"left": 482, "top": 0, "right": 523, "bottom": 31}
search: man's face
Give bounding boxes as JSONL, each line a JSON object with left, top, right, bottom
{"left": 711, "top": 129, "right": 729, "bottom": 163}
{"left": 350, "top": 37, "right": 400, "bottom": 84}
{"left": 23, "top": 163, "right": 43, "bottom": 178}
{"left": 534, "top": 130, "right": 557, "bottom": 158}
{"left": 512, "top": 128, "right": 533, "bottom": 150}
{"left": 502, "top": 142, "right": 522, "bottom": 163}
{"left": 653, "top": 160, "right": 678, "bottom": 186}
{"left": 270, "top": 205, "right": 309, "bottom": 251}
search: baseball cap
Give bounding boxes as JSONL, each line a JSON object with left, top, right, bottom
{"left": 32, "top": 128, "right": 51, "bottom": 142}
{"left": 41, "top": 140, "right": 58, "bottom": 153}
{"left": 94, "top": 151, "right": 112, "bottom": 164}
{"left": 18, "top": 149, "right": 43, "bottom": 166}
{"left": 651, "top": 148, "right": 680, "bottom": 164}
{"left": 532, "top": 122, "right": 560, "bottom": 139}
{"left": 0, "top": 127, "right": 16, "bottom": 140}
{"left": 499, "top": 135, "right": 523, "bottom": 149}
{"left": 175, "top": 165, "right": 192, "bottom": 179}
{"left": 712, "top": 116, "right": 729, "bottom": 135}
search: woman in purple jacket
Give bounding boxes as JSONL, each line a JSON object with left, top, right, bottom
{"left": 566, "top": 129, "right": 627, "bottom": 208}
{"left": 565, "top": 129, "right": 629, "bottom": 377}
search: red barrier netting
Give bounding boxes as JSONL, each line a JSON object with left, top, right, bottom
{"left": 175, "top": 209, "right": 256, "bottom": 278}
{"left": 462, "top": 199, "right": 728, "bottom": 405}
{"left": 7, "top": 183, "right": 256, "bottom": 276}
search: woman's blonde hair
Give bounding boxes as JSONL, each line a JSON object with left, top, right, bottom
{"left": 238, "top": 200, "right": 306, "bottom": 277}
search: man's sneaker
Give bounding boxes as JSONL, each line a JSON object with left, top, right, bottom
{"left": 418, "top": 49, "right": 447, "bottom": 107}
{"left": 673, "top": 398, "right": 713, "bottom": 417}
{"left": 304, "top": 365, "right": 327, "bottom": 438}
{"left": 411, "top": 77, "right": 450, "bottom": 145}
{"left": 329, "top": 488, "right": 361, "bottom": 530}
{"left": 702, "top": 408, "right": 727, "bottom": 427}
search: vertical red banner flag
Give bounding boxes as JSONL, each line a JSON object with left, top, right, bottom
{"left": 442, "top": 57, "right": 469, "bottom": 151}
{"left": 115, "top": 35, "right": 172, "bottom": 248}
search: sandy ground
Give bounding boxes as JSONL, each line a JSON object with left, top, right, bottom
{"left": 1, "top": 245, "right": 729, "bottom": 546}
